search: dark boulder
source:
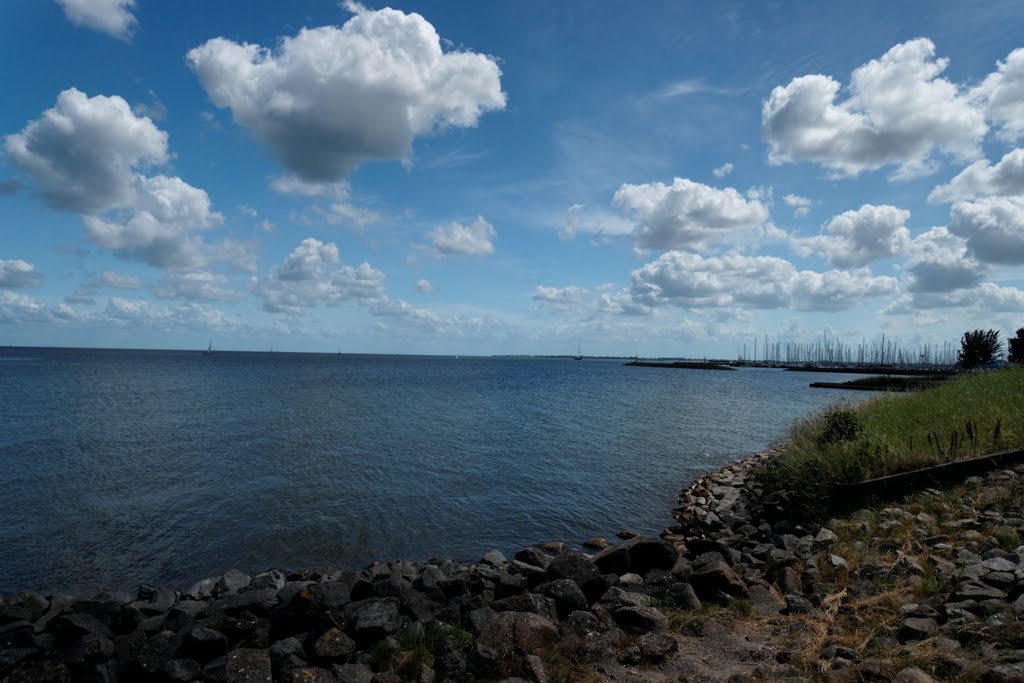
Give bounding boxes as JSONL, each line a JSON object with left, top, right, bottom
{"left": 546, "top": 550, "right": 599, "bottom": 586}
{"left": 592, "top": 536, "right": 679, "bottom": 576}
{"left": 138, "top": 630, "right": 183, "bottom": 675}
{"left": 226, "top": 648, "right": 273, "bottom": 682}
{"left": 180, "top": 625, "right": 228, "bottom": 663}
{"left": 163, "top": 657, "right": 202, "bottom": 682}
{"left": 345, "top": 599, "right": 403, "bottom": 643}
{"left": 537, "top": 579, "right": 588, "bottom": 619}
{"left": 610, "top": 606, "right": 668, "bottom": 633}
{"left": 314, "top": 627, "right": 355, "bottom": 661}
{"left": 689, "top": 561, "right": 748, "bottom": 601}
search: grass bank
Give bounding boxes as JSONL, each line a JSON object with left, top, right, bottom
{"left": 764, "top": 366, "right": 1024, "bottom": 496}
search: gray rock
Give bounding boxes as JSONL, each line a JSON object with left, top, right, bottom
{"left": 778, "top": 566, "right": 802, "bottom": 595}
{"left": 268, "top": 636, "right": 305, "bottom": 670}
{"left": 893, "top": 666, "right": 938, "bottom": 683}
{"left": 636, "top": 632, "right": 677, "bottom": 661}
{"left": 203, "top": 656, "right": 228, "bottom": 682}
{"left": 250, "top": 570, "right": 286, "bottom": 591}
{"left": 559, "top": 610, "right": 600, "bottom": 638}
{"left": 64, "top": 633, "right": 116, "bottom": 663}
{"left": 980, "top": 662, "right": 1024, "bottom": 683}
{"left": 953, "top": 581, "right": 1007, "bottom": 601}
{"left": 982, "top": 571, "right": 1018, "bottom": 591}
{"left": 332, "top": 663, "right": 375, "bottom": 683}
{"left": 211, "top": 588, "right": 279, "bottom": 615}
{"left": 898, "top": 618, "right": 939, "bottom": 643}
{"left": 181, "top": 625, "right": 228, "bottom": 663}
{"left": 306, "top": 580, "right": 355, "bottom": 612}
{"left": 668, "top": 582, "right": 702, "bottom": 611}
{"left": 163, "top": 658, "right": 202, "bottom": 682}
{"left": 982, "top": 557, "right": 1019, "bottom": 573}
{"left": 492, "top": 593, "right": 558, "bottom": 623}
{"left": 284, "top": 668, "right": 337, "bottom": 683}
{"left": 537, "top": 579, "right": 588, "bottom": 618}
{"left": 481, "top": 550, "right": 507, "bottom": 567}
{"left": 347, "top": 599, "right": 402, "bottom": 641}
{"left": 690, "top": 561, "right": 748, "bottom": 601}
{"left": 314, "top": 627, "right": 355, "bottom": 660}
{"left": 478, "top": 611, "right": 558, "bottom": 655}
{"left": 828, "top": 555, "right": 848, "bottom": 570}
{"left": 184, "top": 578, "right": 217, "bottom": 601}
{"left": 467, "top": 607, "right": 498, "bottom": 636}
{"left": 746, "top": 583, "right": 783, "bottom": 615}
{"left": 216, "top": 570, "right": 252, "bottom": 596}
{"left": 53, "top": 613, "right": 113, "bottom": 640}
{"left": 814, "top": 528, "right": 838, "bottom": 546}
{"left": 546, "top": 550, "right": 599, "bottom": 585}
{"left": 133, "top": 585, "right": 177, "bottom": 614}
{"left": 591, "top": 536, "right": 678, "bottom": 576}
{"left": 784, "top": 594, "right": 815, "bottom": 615}
{"left": 227, "top": 648, "right": 272, "bottom": 682}
{"left": 897, "top": 556, "right": 925, "bottom": 576}
{"left": 139, "top": 630, "right": 183, "bottom": 675}
{"left": 610, "top": 605, "right": 668, "bottom": 632}
{"left": 514, "top": 547, "right": 553, "bottom": 570}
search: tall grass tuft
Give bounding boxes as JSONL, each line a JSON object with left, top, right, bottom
{"left": 763, "top": 367, "right": 1024, "bottom": 495}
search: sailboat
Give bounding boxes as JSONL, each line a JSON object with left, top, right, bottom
{"left": 574, "top": 342, "right": 583, "bottom": 360}
{"left": 203, "top": 340, "right": 214, "bottom": 356}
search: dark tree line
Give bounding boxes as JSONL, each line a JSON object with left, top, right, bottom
{"left": 958, "top": 328, "right": 1024, "bottom": 368}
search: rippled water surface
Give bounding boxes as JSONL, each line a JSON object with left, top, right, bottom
{"left": 0, "top": 347, "right": 870, "bottom": 594}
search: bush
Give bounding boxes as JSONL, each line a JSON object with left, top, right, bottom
{"left": 1008, "top": 327, "right": 1024, "bottom": 364}
{"left": 958, "top": 329, "right": 1002, "bottom": 369}
{"left": 816, "top": 409, "right": 861, "bottom": 446}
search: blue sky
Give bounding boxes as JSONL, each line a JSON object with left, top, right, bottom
{"left": 1, "top": 0, "right": 1023, "bottom": 356}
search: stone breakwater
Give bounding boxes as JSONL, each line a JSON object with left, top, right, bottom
{"left": 0, "top": 531, "right": 712, "bottom": 682}
{"left": 1, "top": 451, "right": 1022, "bottom": 682}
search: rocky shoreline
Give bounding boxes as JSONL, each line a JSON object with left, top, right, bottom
{"left": 1, "top": 449, "right": 1022, "bottom": 682}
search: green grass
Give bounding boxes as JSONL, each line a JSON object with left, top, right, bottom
{"left": 764, "top": 367, "right": 1024, "bottom": 494}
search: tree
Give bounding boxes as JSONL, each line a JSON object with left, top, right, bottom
{"left": 1009, "top": 328, "right": 1024, "bottom": 364}
{"left": 958, "top": 329, "right": 1002, "bottom": 369}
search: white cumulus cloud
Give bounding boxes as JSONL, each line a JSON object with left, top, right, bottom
{"left": 790, "top": 204, "right": 911, "bottom": 268}
{"left": 157, "top": 271, "right": 238, "bottom": 302}
{"left": 629, "top": 251, "right": 896, "bottom": 312}
{"left": 187, "top": 2, "right": 505, "bottom": 182}
{"left": 5, "top": 88, "right": 167, "bottom": 213}
{"left": 948, "top": 196, "right": 1024, "bottom": 264}
{"left": 973, "top": 47, "right": 1024, "bottom": 143}
{"left": 928, "top": 148, "right": 1024, "bottom": 203}
{"left": 532, "top": 285, "right": 587, "bottom": 310}
{"left": 6, "top": 89, "right": 241, "bottom": 271}
{"left": 904, "top": 227, "right": 986, "bottom": 293}
{"left": 613, "top": 177, "right": 769, "bottom": 252}
{"left": 783, "top": 194, "right": 812, "bottom": 217}
{"left": 252, "top": 238, "right": 386, "bottom": 314}
{"left": 712, "top": 162, "right": 733, "bottom": 178}
{"left": 763, "top": 39, "right": 986, "bottom": 179}
{"left": 0, "top": 291, "right": 48, "bottom": 323}
{"left": 0, "top": 260, "right": 43, "bottom": 288}
{"left": 54, "top": 0, "right": 136, "bottom": 40}
{"left": 99, "top": 270, "right": 141, "bottom": 289}
{"left": 427, "top": 217, "right": 496, "bottom": 257}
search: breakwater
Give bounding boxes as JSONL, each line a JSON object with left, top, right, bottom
{"left": 3, "top": 446, "right": 1021, "bottom": 681}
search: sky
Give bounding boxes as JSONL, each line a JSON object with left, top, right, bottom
{"left": 1, "top": 1, "right": 1024, "bottom": 357}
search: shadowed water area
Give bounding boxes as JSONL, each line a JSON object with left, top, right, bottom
{"left": 0, "top": 347, "right": 869, "bottom": 595}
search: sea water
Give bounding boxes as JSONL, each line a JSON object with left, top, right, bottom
{"left": 0, "top": 347, "right": 870, "bottom": 594}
